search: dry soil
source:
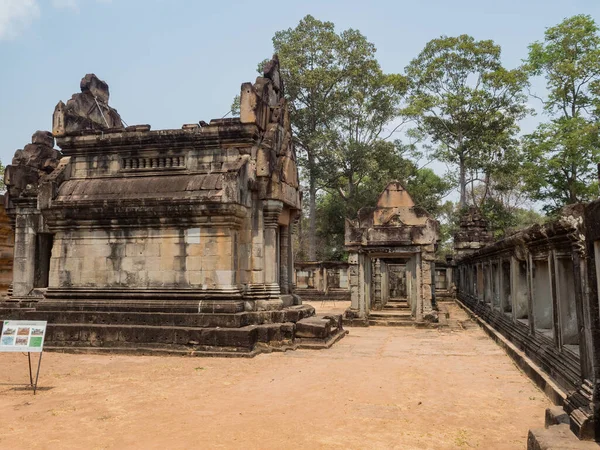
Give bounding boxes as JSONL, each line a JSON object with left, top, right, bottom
{"left": 0, "top": 302, "right": 551, "bottom": 449}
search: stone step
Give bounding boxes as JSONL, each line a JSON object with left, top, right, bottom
{"left": 43, "top": 314, "right": 345, "bottom": 353}
{"left": 383, "top": 304, "right": 410, "bottom": 310}
{"left": 2, "top": 303, "right": 347, "bottom": 356}
{"left": 45, "top": 322, "right": 284, "bottom": 351}
{"left": 368, "top": 319, "right": 415, "bottom": 327}
{"left": 370, "top": 312, "right": 412, "bottom": 319}
{"left": 15, "top": 308, "right": 316, "bottom": 329}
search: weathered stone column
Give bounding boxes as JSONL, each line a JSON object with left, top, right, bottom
{"left": 263, "top": 200, "right": 283, "bottom": 298}
{"left": 373, "top": 258, "right": 382, "bottom": 309}
{"left": 12, "top": 201, "right": 41, "bottom": 298}
{"left": 381, "top": 260, "right": 389, "bottom": 307}
{"left": 348, "top": 252, "right": 360, "bottom": 311}
{"left": 363, "top": 254, "right": 371, "bottom": 313}
{"left": 288, "top": 215, "right": 298, "bottom": 294}
{"left": 279, "top": 225, "right": 289, "bottom": 294}
{"left": 315, "top": 267, "right": 322, "bottom": 291}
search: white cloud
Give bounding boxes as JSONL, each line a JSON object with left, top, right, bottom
{"left": 0, "top": 0, "right": 40, "bottom": 40}
{"left": 0, "top": 0, "right": 113, "bottom": 40}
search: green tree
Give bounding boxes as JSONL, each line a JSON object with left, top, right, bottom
{"left": 268, "top": 15, "right": 390, "bottom": 259}
{"left": 319, "top": 67, "right": 408, "bottom": 207}
{"left": 405, "top": 35, "right": 530, "bottom": 207}
{"left": 523, "top": 14, "right": 600, "bottom": 212}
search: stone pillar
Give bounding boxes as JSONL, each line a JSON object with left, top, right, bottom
{"left": 429, "top": 260, "right": 436, "bottom": 310}
{"left": 381, "top": 261, "right": 389, "bottom": 307}
{"left": 288, "top": 216, "right": 298, "bottom": 294}
{"left": 348, "top": 252, "right": 360, "bottom": 311}
{"left": 250, "top": 193, "right": 265, "bottom": 285}
{"left": 416, "top": 254, "right": 423, "bottom": 321}
{"left": 373, "top": 258, "right": 382, "bottom": 310}
{"left": 362, "top": 254, "right": 371, "bottom": 314}
{"left": 404, "top": 257, "right": 415, "bottom": 316}
{"left": 279, "top": 225, "right": 289, "bottom": 294}
{"left": 12, "top": 209, "right": 42, "bottom": 298}
{"left": 263, "top": 200, "right": 283, "bottom": 298}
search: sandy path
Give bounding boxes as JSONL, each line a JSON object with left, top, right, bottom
{"left": 0, "top": 303, "right": 550, "bottom": 449}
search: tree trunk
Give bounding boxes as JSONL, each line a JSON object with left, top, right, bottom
{"left": 308, "top": 153, "right": 317, "bottom": 261}
{"left": 459, "top": 154, "right": 467, "bottom": 208}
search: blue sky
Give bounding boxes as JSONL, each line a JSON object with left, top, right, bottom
{"left": 1, "top": 0, "right": 599, "bottom": 185}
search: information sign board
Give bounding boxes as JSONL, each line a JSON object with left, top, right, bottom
{"left": 0, "top": 320, "right": 47, "bottom": 353}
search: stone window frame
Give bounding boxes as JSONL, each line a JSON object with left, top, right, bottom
{"left": 529, "top": 252, "right": 555, "bottom": 341}
{"left": 553, "top": 249, "right": 580, "bottom": 355}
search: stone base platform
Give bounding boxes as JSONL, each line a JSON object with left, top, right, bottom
{"left": 528, "top": 424, "right": 599, "bottom": 449}
{"left": 0, "top": 302, "right": 347, "bottom": 357}
{"left": 526, "top": 408, "right": 600, "bottom": 449}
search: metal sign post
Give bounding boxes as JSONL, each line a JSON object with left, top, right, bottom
{"left": 27, "top": 351, "right": 44, "bottom": 395}
{"left": 1, "top": 320, "right": 47, "bottom": 394}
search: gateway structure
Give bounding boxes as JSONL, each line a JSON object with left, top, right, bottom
{"left": 344, "top": 182, "right": 440, "bottom": 326}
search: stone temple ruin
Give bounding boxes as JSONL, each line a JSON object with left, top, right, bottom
{"left": 344, "top": 182, "right": 439, "bottom": 326}
{"left": 1, "top": 57, "right": 346, "bottom": 355}
{"left": 2, "top": 54, "right": 600, "bottom": 449}
{"left": 454, "top": 204, "right": 600, "bottom": 446}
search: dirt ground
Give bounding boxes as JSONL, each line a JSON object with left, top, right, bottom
{"left": 0, "top": 302, "right": 550, "bottom": 450}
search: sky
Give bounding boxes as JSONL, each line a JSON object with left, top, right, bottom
{"left": 1, "top": 0, "right": 600, "bottom": 199}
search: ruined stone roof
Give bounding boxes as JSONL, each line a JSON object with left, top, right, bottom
{"left": 456, "top": 204, "right": 584, "bottom": 263}
{"left": 345, "top": 182, "right": 439, "bottom": 249}
{"left": 56, "top": 174, "right": 224, "bottom": 202}
{"left": 6, "top": 55, "right": 302, "bottom": 215}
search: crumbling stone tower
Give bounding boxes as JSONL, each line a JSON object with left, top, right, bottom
{"left": 453, "top": 206, "right": 494, "bottom": 259}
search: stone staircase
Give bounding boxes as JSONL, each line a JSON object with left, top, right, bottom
{"left": 0, "top": 301, "right": 347, "bottom": 357}
{"left": 369, "top": 298, "right": 415, "bottom": 326}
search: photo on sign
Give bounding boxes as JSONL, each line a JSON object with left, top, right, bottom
{"left": 31, "top": 328, "right": 44, "bottom": 336}
{"left": 29, "top": 337, "right": 43, "bottom": 347}
{"left": 2, "top": 327, "right": 16, "bottom": 336}
{"left": 15, "top": 336, "right": 28, "bottom": 346}
{"left": 17, "top": 328, "right": 30, "bottom": 336}
{"left": 1, "top": 336, "right": 14, "bottom": 345}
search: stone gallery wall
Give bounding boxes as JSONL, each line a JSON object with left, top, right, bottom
{"left": 454, "top": 203, "right": 600, "bottom": 441}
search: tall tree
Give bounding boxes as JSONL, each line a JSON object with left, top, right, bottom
{"left": 319, "top": 62, "right": 408, "bottom": 207}
{"left": 523, "top": 14, "right": 600, "bottom": 212}
{"left": 405, "top": 35, "right": 530, "bottom": 207}
{"left": 268, "top": 16, "right": 384, "bottom": 259}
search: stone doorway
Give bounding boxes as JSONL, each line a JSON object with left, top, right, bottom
{"left": 387, "top": 263, "right": 407, "bottom": 299}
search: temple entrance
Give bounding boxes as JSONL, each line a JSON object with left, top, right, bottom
{"left": 387, "top": 263, "right": 407, "bottom": 299}
{"left": 33, "top": 233, "right": 53, "bottom": 289}
{"left": 344, "top": 182, "right": 439, "bottom": 325}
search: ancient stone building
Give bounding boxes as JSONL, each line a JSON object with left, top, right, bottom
{"left": 454, "top": 204, "right": 600, "bottom": 445}
{"left": 344, "top": 182, "right": 439, "bottom": 326}
{"left": 1, "top": 57, "right": 345, "bottom": 355}
{"left": 294, "top": 261, "right": 351, "bottom": 302}
{"left": 453, "top": 206, "right": 494, "bottom": 259}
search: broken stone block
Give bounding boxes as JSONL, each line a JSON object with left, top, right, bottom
{"left": 52, "top": 73, "right": 123, "bottom": 136}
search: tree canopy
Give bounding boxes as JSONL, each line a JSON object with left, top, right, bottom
{"left": 256, "top": 14, "right": 600, "bottom": 261}
{"left": 404, "top": 35, "right": 530, "bottom": 208}
{"left": 523, "top": 14, "right": 600, "bottom": 212}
